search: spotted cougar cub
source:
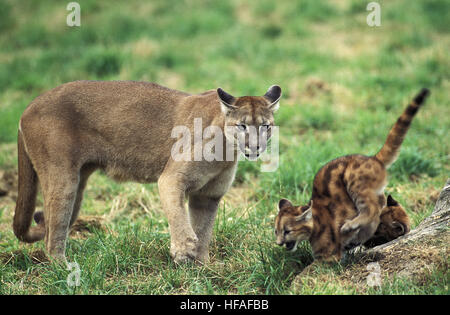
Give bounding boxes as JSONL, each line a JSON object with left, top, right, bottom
{"left": 275, "top": 88, "right": 429, "bottom": 262}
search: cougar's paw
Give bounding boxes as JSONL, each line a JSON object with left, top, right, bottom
{"left": 170, "top": 235, "right": 199, "bottom": 264}
{"left": 195, "top": 250, "right": 210, "bottom": 265}
{"left": 47, "top": 251, "right": 68, "bottom": 266}
{"left": 173, "top": 251, "right": 197, "bottom": 264}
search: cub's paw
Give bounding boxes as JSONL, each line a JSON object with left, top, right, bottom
{"left": 341, "top": 220, "right": 362, "bottom": 251}
{"left": 340, "top": 220, "right": 360, "bottom": 235}
{"left": 343, "top": 240, "right": 361, "bottom": 251}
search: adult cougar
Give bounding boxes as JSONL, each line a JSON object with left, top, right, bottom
{"left": 14, "top": 80, "right": 281, "bottom": 264}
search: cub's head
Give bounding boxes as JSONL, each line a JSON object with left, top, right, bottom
{"left": 217, "top": 85, "right": 281, "bottom": 159}
{"left": 364, "top": 195, "right": 411, "bottom": 248}
{"left": 274, "top": 199, "right": 313, "bottom": 252}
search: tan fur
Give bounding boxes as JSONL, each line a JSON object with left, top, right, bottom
{"left": 275, "top": 88, "right": 429, "bottom": 262}
{"left": 13, "top": 80, "right": 281, "bottom": 264}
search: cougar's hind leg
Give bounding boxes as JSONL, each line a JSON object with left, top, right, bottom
{"left": 69, "top": 164, "right": 97, "bottom": 227}
{"left": 39, "top": 165, "right": 80, "bottom": 263}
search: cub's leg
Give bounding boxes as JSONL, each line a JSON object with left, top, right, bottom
{"left": 39, "top": 167, "right": 80, "bottom": 263}
{"left": 341, "top": 189, "right": 382, "bottom": 249}
{"left": 158, "top": 172, "right": 198, "bottom": 263}
{"left": 188, "top": 194, "right": 220, "bottom": 263}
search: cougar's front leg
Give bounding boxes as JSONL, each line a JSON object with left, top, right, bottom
{"left": 187, "top": 163, "right": 237, "bottom": 263}
{"left": 188, "top": 194, "right": 220, "bottom": 263}
{"left": 158, "top": 173, "right": 198, "bottom": 263}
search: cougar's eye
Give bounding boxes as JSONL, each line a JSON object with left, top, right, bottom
{"left": 284, "top": 230, "right": 291, "bottom": 236}
{"left": 236, "top": 124, "right": 247, "bottom": 131}
{"left": 260, "top": 124, "right": 270, "bottom": 131}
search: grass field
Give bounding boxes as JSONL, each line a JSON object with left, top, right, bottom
{"left": 0, "top": 0, "right": 448, "bottom": 294}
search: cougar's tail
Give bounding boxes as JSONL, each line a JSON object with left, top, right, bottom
{"left": 375, "top": 88, "right": 430, "bottom": 168}
{"left": 13, "top": 130, "right": 45, "bottom": 243}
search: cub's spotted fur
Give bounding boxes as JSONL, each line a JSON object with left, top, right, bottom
{"left": 276, "top": 194, "right": 409, "bottom": 254}
{"left": 363, "top": 195, "right": 410, "bottom": 248}
{"left": 275, "top": 88, "right": 429, "bottom": 262}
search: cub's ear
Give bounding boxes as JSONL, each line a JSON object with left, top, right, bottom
{"left": 264, "top": 85, "right": 282, "bottom": 112}
{"left": 217, "top": 88, "right": 237, "bottom": 114}
{"left": 295, "top": 200, "right": 313, "bottom": 221}
{"left": 387, "top": 195, "right": 399, "bottom": 207}
{"left": 391, "top": 221, "right": 406, "bottom": 236}
{"left": 295, "top": 208, "right": 312, "bottom": 222}
{"left": 278, "top": 198, "right": 293, "bottom": 211}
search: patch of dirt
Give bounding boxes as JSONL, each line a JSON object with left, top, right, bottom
{"left": 285, "top": 77, "right": 356, "bottom": 117}
{"left": 70, "top": 216, "right": 106, "bottom": 239}
{"left": 0, "top": 169, "right": 18, "bottom": 201}
{"left": 223, "top": 184, "right": 256, "bottom": 210}
{"left": 0, "top": 249, "right": 49, "bottom": 265}
{"left": 304, "top": 77, "right": 331, "bottom": 98}
{"left": 0, "top": 168, "right": 19, "bottom": 235}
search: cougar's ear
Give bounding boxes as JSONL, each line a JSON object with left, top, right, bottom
{"left": 264, "top": 85, "right": 282, "bottom": 112}
{"left": 278, "top": 198, "right": 293, "bottom": 211}
{"left": 217, "top": 88, "right": 237, "bottom": 114}
{"left": 387, "top": 195, "right": 399, "bottom": 207}
{"left": 295, "top": 200, "right": 313, "bottom": 221}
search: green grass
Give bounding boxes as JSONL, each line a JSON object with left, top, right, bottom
{"left": 0, "top": 0, "right": 449, "bottom": 294}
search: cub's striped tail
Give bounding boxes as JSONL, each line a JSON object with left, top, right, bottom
{"left": 375, "top": 88, "right": 430, "bottom": 168}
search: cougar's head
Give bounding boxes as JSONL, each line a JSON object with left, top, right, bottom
{"left": 364, "top": 195, "right": 411, "bottom": 248}
{"left": 217, "top": 85, "right": 281, "bottom": 159}
{"left": 274, "top": 199, "right": 313, "bottom": 252}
